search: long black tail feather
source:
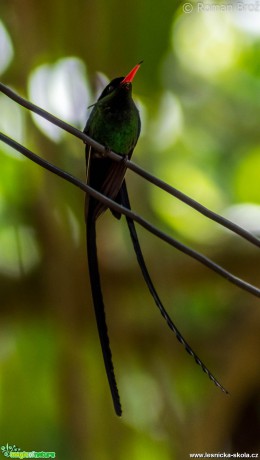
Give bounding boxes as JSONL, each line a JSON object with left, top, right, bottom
{"left": 120, "top": 181, "right": 228, "bottom": 395}
{"left": 86, "top": 211, "right": 122, "bottom": 415}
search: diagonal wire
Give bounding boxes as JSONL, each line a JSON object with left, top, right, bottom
{"left": 1, "top": 82, "right": 260, "bottom": 248}
{"left": 1, "top": 131, "right": 260, "bottom": 299}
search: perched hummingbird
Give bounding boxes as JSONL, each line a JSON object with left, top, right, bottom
{"left": 84, "top": 63, "right": 142, "bottom": 416}
{"left": 84, "top": 62, "right": 227, "bottom": 416}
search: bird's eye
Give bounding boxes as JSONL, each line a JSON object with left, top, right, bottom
{"left": 108, "top": 85, "right": 114, "bottom": 92}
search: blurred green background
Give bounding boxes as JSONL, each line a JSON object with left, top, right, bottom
{"left": 1, "top": 1, "right": 260, "bottom": 458}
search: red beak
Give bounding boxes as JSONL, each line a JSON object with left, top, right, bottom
{"left": 121, "top": 61, "right": 143, "bottom": 84}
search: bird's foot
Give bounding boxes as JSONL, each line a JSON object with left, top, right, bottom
{"left": 101, "top": 145, "right": 111, "bottom": 158}
{"left": 92, "top": 146, "right": 112, "bottom": 159}
{"left": 121, "top": 154, "right": 129, "bottom": 165}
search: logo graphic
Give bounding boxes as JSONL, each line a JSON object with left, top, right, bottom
{"left": 1, "top": 445, "right": 56, "bottom": 459}
{"left": 1, "top": 445, "right": 20, "bottom": 458}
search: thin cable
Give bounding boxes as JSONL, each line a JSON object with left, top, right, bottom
{"left": 1, "top": 131, "right": 260, "bottom": 299}
{"left": 1, "top": 82, "right": 260, "bottom": 248}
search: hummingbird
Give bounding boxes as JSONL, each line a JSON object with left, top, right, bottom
{"left": 84, "top": 62, "right": 227, "bottom": 416}
{"left": 84, "top": 62, "right": 142, "bottom": 416}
